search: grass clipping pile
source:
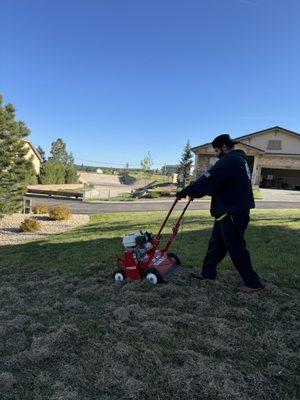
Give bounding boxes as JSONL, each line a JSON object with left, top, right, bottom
{"left": 0, "top": 265, "right": 299, "bottom": 400}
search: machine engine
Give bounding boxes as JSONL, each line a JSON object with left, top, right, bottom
{"left": 122, "top": 231, "right": 154, "bottom": 262}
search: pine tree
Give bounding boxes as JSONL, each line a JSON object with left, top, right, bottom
{"left": 0, "top": 96, "right": 36, "bottom": 214}
{"left": 39, "top": 162, "right": 66, "bottom": 184}
{"left": 37, "top": 145, "right": 46, "bottom": 184}
{"left": 48, "top": 138, "right": 74, "bottom": 165}
{"left": 67, "top": 152, "right": 75, "bottom": 165}
{"left": 40, "top": 138, "right": 78, "bottom": 184}
{"left": 37, "top": 145, "right": 46, "bottom": 162}
{"left": 178, "top": 140, "right": 193, "bottom": 187}
{"left": 65, "top": 164, "right": 79, "bottom": 183}
{"left": 0, "top": 95, "right": 9, "bottom": 209}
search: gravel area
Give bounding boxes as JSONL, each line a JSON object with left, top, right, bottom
{"left": 0, "top": 213, "right": 90, "bottom": 246}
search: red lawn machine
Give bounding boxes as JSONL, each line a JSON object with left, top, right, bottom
{"left": 113, "top": 197, "right": 193, "bottom": 284}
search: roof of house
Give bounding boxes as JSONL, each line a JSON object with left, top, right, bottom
{"left": 192, "top": 139, "right": 265, "bottom": 153}
{"left": 234, "top": 126, "right": 300, "bottom": 141}
{"left": 235, "top": 142, "right": 265, "bottom": 153}
{"left": 24, "top": 140, "right": 43, "bottom": 162}
{"left": 191, "top": 126, "right": 300, "bottom": 152}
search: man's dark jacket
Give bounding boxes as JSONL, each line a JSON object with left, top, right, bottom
{"left": 183, "top": 150, "right": 255, "bottom": 217}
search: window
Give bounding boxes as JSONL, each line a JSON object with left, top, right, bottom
{"left": 267, "top": 140, "right": 282, "bottom": 150}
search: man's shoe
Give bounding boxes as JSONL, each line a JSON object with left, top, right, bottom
{"left": 238, "top": 285, "right": 265, "bottom": 293}
{"left": 190, "top": 271, "right": 205, "bottom": 280}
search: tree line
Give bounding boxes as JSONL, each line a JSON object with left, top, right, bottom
{"left": 0, "top": 93, "right": 194, "bottom": 215}
{"left": 0, "top": 95, "right": 37, "bottom": 214}
{"left": 37, "top": 138, "right": 78, "bottom": 185}
{"left": 0, "top": 95, "right": 78, "bottom": 214}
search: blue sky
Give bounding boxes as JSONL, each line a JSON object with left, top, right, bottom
{"left": 1, "top": 0, "right": 300, "bottom": 168}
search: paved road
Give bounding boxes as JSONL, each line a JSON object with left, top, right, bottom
{"left": 25, "top": 195, "right": 300, "bottom": 215}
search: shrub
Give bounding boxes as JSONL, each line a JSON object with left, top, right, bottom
{"left": 49, "top": 205, "right": 72, "bottom": 220}
{"left": 39, "top": 162, "right": 79, "bottom": 184}
{"left": 65, "top": 164, "right": 79, "bottom": 183}
{"left": 20, "top": 218, "right": 41, "bottom": 232}
{"left": 39, "top": 162, "right": 66, "bottom": 184}
{"left": 32, "top": 203, "right": 49, "bottom": 214}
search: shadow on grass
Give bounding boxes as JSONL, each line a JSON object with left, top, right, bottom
{"left": 73, "top": 221, "right": 208, "bottom": 236}
{"left": 0, "top": 222, "right": 299, "bottom": 289}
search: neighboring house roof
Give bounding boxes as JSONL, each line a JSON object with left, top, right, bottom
{"left": 235, "top": 142, "right": 265, "bottom": 153}
{"left": 263, "top": 153, "right": 300, "bottom": 157}
{"left": 24, "top": 140, "right": 43, "bottom": 162}
{"left": 191, "top": 126, "right": 300, "bottom": 152}
{"left": 191, "top": 141, "right": 219, "bottom": 151}
{"left": 234, "top": 125, "right": 300, "bottom": 141}
{"left": 192, "top": 140, "right": 264, "bottom": 153}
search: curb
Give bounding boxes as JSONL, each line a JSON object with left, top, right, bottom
{"left": 83, "top": 199, "right": 300, "bottom": 204}
{"left": 84, "top": 199, "right": 211, "bottom": 204}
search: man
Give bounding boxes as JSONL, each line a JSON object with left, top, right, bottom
{"left": 177, "top": 134, "right": 264, "bottom": 293}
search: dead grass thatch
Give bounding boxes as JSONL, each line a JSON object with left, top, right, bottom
{"left": 0, "top": 264, "right": 299, "bottom": 400}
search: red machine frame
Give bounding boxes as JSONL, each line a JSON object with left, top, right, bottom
{"left": 114, "top": 197, "right": 193, "bottom": 283}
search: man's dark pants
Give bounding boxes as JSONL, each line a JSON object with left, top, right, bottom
{"left": 201, "top": 210, "right": 262, "bottom": 288}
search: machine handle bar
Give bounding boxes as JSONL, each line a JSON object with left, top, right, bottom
{"left": 155, "top": 196, "right": 193, "bottom": 243}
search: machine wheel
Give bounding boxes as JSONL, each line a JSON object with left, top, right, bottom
{"left": 113, "top": 270, "right": 126, "bottom": 282}
{"left": 167, "top": 252, "right": 181, "bottom": 266}
{"left": 146, "top": 272, "right": 159, "bottom": 285}
{"left": 143, "top": 268, "right": 162, "bottom": 285}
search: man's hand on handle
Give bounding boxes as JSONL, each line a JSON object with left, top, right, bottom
{"left": 176, "top": 188, "right": 189, "bottom": 199}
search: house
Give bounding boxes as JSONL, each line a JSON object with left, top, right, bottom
{"left": 24, "top": 140, "right": 43, "bottom": 174}
{"left": 192, "top": 126, "right": 300, "bottom": 190}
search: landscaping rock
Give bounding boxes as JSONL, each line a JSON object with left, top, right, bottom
{"left": 0, "top": 213, "right": 89, "bottom": 245}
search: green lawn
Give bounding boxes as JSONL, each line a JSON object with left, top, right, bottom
{"left": 0, "top": 210, "right": 299, "bottom": 399}
{"left": 91, "top": 193, "right": 138, "bottom": 201}
{"left": 253, "top": 187, "right": 263, "bottom": 199}
{"left": 92, "top": 187, "right": 262, "bottom": 201}
{"left": 1, "top": 209, "right": 298, "bottom": 285}
{"left": 130, "top": 172, "right": 172, "bottom": 182}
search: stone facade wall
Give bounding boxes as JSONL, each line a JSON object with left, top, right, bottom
{"left": 195, "top": 155, "right": 211, "bottom": 177}
{"left": 193, "top": 130, "right": 300, "bottom": 187}
{"left": 259, "top": 156, "right": 300, "bottom": 170}
{"left": 194, "top": 144, "right": 262, "bottom": 177}
{"left": 195, "top": 151, "right": 300, "bottom": 187}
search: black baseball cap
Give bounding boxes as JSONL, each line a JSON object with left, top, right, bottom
{"left": 212, "top": 134, "right": 238, "bottom": 149}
